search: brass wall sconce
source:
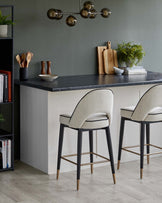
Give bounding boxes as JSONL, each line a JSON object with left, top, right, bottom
{"left": 47, "top": 1, "right": 111, "bottom": 27}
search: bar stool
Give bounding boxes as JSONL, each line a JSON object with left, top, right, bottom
{"left": 117, "top": 84, "right": 162, "bottom": 179}
{"left": 56, "top": 89, "right": 116, "bottom": 190}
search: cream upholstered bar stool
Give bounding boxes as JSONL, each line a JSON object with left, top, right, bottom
{"left": 56, "top": 89, "right": 116, "bottom": 190}
{"left": 117, "top": 84, "right": 162, "bottom": 179}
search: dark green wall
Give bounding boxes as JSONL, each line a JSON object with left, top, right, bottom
{"left": 1, "top": 0, "right": 162, "bottom": 78}
{"left": 1, "top": 0, "right": 162, "bottom": 159}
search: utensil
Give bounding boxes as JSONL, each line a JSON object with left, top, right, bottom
{"left": 97, "top": 46, "right": 106, "bottom": 75}
{"left": 20, "top": 53, "right": 26, "bottom": 68}
{"left": 16, "top": 55, "right": 21, "bottom": 67}
{"left": 41, "top": 61, "right": 46, "bottom": 74}
{"left": 26, "top": 52, "right": 33, "bottom": 68}
{"left": 38, "top": 74, "right": 58, "bottom": 82}
{"left": 47, "top": 61, "right": 52, "bottom": 75}
{"left": 103, "top": 41, "right": 118, "bottom": 75}
{"left": 113, "top": 66, "right": 124, "bottom": 75}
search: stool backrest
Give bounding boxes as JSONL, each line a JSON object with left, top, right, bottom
{"left": 69, "top": 89, "right": 114, "bottom": 129}
{"left": 131, "top": 85, "right": 162, "bottom": 121}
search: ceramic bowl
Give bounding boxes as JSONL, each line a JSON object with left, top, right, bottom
{"left": 38, "top": 74, "right": 58, "bottom": 82}
{"left": 113, "top": 67, "right": 124, "bottom": 75}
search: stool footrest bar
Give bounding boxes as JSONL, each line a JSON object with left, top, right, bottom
{"left": 122, "top": 144, "right": 162, "bottom": 157}
{"left": 61, "top": 152, "right": 110, "bottom": 166}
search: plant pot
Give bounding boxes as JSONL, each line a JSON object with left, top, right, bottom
{"left": 20, "top": 68, "right": 28, "bottom": 81}
{"left": 0, "top": 25, "right": 8, "bottom": 37}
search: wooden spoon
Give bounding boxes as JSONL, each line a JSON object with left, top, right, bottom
{"left": 16, "top": 55, "right": 21, "bottom": 67}
{"left": 20, "top": 53, "right": 27, "bottom": 68}
{"left": 26, "top": 52, "right": 33, "bottom": 67}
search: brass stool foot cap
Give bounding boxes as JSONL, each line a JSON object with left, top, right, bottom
{"left": 77, "top": 179, "right": 80, "bottom": 191}
{"left": 91, "top": 165, "right": 93, "bottom": 174}
{"left": 140, "top": 168, "right": 143, "bottom": 179}
{"left": 147, "top": 155, "right": 150, "bottom": 164}
{"left": 113, "top": 173, "right": 116, "bottom": 184}
{"left": 56, "top": 169, "right": 60, "bottom": 180}
{"left": 117, "top": 160, "right": 120, "bottom": 170}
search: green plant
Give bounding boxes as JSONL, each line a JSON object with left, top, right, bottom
{"left": 116, "top": 42, "right": 145, "bottom": 67}
{"left": 0, "top": 10, "right": 14, "bottom": 25}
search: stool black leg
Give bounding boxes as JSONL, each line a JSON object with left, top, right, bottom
{"left": 117, "top": 117, "right": 125, "bottom": 170}
{"left": 140, "top": 122, "right": 145, "bottom": 179}
{"left": 89, "top": 130, "right": 93, "bottom": 174}
{"left": 105, "top": 126, "right": 116, "bottom": 184}
{"left": 77, "top": 129, "right": 82, "bottom": 190}
{"left": 146, "top": 123, "right": 150, "bottom": 164}
{"left": 56, "top": 124, "right": 64, "bottom": 180}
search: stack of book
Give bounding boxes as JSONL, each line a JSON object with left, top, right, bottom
{"left": 0, "top": 70, "right": 12, "bottom": 103}
{"left": 0, "top": 139, "right": 11, "bottom": 169}
{"left": 124, "top": 66, "right": 147, "bottom": 75}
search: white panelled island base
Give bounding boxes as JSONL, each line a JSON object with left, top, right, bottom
{"left": 19, "top": 84, "right": 162, "bottom": 174}
{"left": 17, "top": 72, "right": 162, "bottom": 174}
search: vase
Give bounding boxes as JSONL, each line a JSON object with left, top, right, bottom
{"left": 20, "top": 68, "right": 28, "bottom": 81}
{"left": 0, "top": 25, "right": 8, "bottom": 37}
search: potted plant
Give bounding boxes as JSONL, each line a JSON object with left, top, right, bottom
{"left": 0, "top": 9, "right": 14, "bottom": 37}
{"left": 116, "top": 42, "right": 145, "bottom": 67}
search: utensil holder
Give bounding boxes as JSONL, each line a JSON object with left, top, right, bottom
{"left": 20, "top": 68, "right": 28, "bottom": 81}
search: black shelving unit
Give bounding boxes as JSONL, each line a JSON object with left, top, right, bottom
{"left": 0, "top": 5, "right": 14, "bottom": 171}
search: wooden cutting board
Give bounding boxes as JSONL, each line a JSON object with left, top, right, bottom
{"left": 103, "top": 41, "right": 118, "bottom": 75}
{"left": 97, "top": 46, "right": 107, "bottom": 75}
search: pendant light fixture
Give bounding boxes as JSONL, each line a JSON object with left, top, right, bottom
{"left": 47, "top": 1, "right": 111, "bottom": 27}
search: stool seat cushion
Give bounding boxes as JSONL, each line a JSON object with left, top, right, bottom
{"left": 121, "top": 106, "right": 162, "bottom": 122}
{"left": 60, "top": 114, "right": 109, "bottom": 129}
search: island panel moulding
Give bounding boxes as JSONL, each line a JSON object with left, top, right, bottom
{"left": 47, "top": 0, "right": 111, "bottom": 26}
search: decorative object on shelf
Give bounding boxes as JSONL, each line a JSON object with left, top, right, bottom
{"left": 0, "top": 9, "right": 14, "bottom": 37}
{"left": 97, "top": 41, "right": 118, "bottom": 75}
{"left": 47, "top": 61, "right": 52, "bottom": 75}
{"left": 124, "top": 66, "right": 147, "bottom": 75}
{"left": 47, "top": 0, "right": 111, "bottom": 26}
{"left": 41, "top": 61, "right": 46, "bottom": 74}
{"left": 116, "top": 42, "right": 145, "bottom": 67}
{"left": 16, "top": 52, "right": 33, "bottom": 81}
{"left": 113, "top": 67, "right": 124, "bottom": 75}
{"left": 38, "top": 74, "right": 58, "bottom": 82}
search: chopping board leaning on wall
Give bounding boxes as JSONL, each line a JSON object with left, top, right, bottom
{"left": 97, "top": 41, "right": 118, "bottom": 75}
{"left": 103, "top": 41, "right": 118, "bottom": 74}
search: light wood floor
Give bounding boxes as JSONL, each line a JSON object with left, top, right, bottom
{"left": 1, "top": 157, "right": 162, "bottom": 203}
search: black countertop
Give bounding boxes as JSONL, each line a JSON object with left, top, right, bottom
{"left": 15, "top": 71, "right": 162, "bottom": 92}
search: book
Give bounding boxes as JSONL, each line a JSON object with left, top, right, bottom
{"left": 0, "top": 70, "right": 11, "bottom": 102}
{"left": 2, "top": 74, "right": 8, "bottom": 103}
{"left": 124, "top": 67, "right": 147, "bottom": 75}
{"left": 0, "top": 74, "right": 4, "bottom": 103}
{"left": 0, "top": 140, "right": 6, "bottom": 169}
{"left": 0, "top": 153, "right": 2, "bottom": 169}
{"left": 7, "top": 139, "right": 11, "bottom": 168}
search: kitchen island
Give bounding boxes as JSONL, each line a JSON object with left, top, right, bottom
{"left": 15, "top": 72, "right": 162, "bottom": 174}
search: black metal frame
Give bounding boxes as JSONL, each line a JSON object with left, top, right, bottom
{"left": 117, "top": 116, "right": 162, "bottom": 179}
{"left": 0, "top": 5, "right": 14, "bottom": 171}
{"left": 57, "top": 123, "right": 116, "bottom": 190}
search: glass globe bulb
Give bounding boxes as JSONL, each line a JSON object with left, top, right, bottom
{"left": 83, "top": 1, "right": 94, "bottom": 10}
{"left": 80, "top": 8, "right": 90, "bottom": 18}
{"left": 89, "top": 9, "right": 97, "bottom": 19}
{"left": 101, "top": 8, "right": 111, "bottom": 18}
{"left": 66, "top": 15, "right": 77, "bottom": 26}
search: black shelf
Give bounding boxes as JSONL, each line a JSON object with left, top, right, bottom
{"left": 0, "top": 102, "right": 13, "bottom": 105}
{"left": 0, "top": 5, "right": 14, "bottom": 172}
{"left": 0, "top": 167, "right": 14, "bottom": 172}
{"left": 0, "top": 129, "right": 13, "bottom": 137}
{"left": 0, "top": 37, "right": 13, "bottom": 40}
